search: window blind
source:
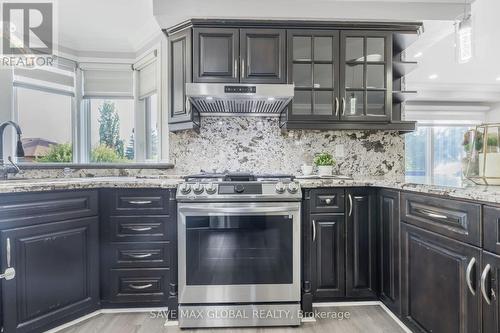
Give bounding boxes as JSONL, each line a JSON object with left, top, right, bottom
{"left": 13, "top": 56, "right": 76, "bottom": 96}
{"left": 134, "top": 50, "right": 157, "bottom": 99}
{"left": 80, "top": 63, "right": 134, "bottom": 99}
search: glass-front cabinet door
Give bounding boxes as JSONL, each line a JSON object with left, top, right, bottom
{"left": 287, "top": 30, "right": 340, "bottom": 121}
{"left": 341, "top": 31, "right": 392, "bottom": 122}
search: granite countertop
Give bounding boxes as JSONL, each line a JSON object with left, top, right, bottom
{"left": 0, "top": 175, "right": 499, "bottom": 205}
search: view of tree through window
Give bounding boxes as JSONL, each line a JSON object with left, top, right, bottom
{"left": 405, "top": 125, "right": 472, "bottom": 186}
{"left": 90, "top": 99, "right": 135, "bottom": 163}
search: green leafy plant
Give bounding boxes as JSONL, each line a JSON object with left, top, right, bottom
{"left": 91, "top": 144, "right": 126, "bottom": 163}
{"left": 313, "top": 153, "right": 336, "bottom": 166}
{"left": 98, "top": 101, "right": 125, "bottom": 158}
{"left": 37, "top": 143, "right": 73, "bottom": 163}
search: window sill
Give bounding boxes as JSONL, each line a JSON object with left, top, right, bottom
{"left": 18, "top": 163, "right": 175, "bottom": 170}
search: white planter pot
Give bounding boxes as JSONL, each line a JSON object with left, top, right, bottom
{"left": 317, "top": 165, "right": 333, "bottom": 177}
{"left": 479, "top": 152, "right": 500, "bottom": 185}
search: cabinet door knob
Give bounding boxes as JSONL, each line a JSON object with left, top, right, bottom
{"left": 325, "top": 198, "right": 332, "bottom": 204}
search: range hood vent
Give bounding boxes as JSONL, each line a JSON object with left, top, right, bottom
{"left": 186, "top": 83, "right": 294, "bottom": 115}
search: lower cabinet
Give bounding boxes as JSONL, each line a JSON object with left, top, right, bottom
{"left": 400, "top": 222, "right": 481, "bottom": 333}
{"left": 304, "top": 188, "right": 377, "bottom": 304}
{"left": 378, "top": 189, "right": 400, "bottom": 314}
{"left": 482, "top": 251, "right": 500, "bottom": 332}
{"left": 345, "top": 189, "right": 377, "bottom": 298}
{"left": 0, "top": 217, "right": 99, "bottom": 333}
{"left": 311, "top": 214, "right": 345, "bottom": 299}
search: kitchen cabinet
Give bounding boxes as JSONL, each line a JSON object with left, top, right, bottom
{"left": 484, "top": 206, "right": 500, "bottom": 254}
{"left": 100, "top": 189, "right": 177, "bottom": 313}
{"left": 482, "top": 250, "right": 500, "bottom": 333}
{"left": 400, "top": 223, "right": 481, "bottom": 333}
{"left": 193, "top": 27, "right": 286, "bottom": 84}
{"left": 0, "top": 217, "right": 99, "bottom": 333}
{"left": 345, "top": 188, "right": 378, "bottom": 298}
{"left": 302, "top": 188, "right": 377, "bottom": 306}
{"left": 340, "top": 31, "right": 392, "bottom": 122}
{"left": 287, "top": 30, "right": 340, "bottom": 122}
{"left": 378, "top": 189, "right": 400, "bottom": 314}
{"left": 193, "top": 28, "right": 239, "bottom": 83}
{"left": 168, "top": 28, "right": 199, "bottom": 132}
{"left": 310, "top": 214, "right": 345, "bottom": 300}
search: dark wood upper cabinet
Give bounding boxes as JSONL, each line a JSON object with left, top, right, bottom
{"left": 0, "top": 217, "right": 99, "bottom": 333}
{"left": 193, "top": 28, "right": 239, "bottom": 83}
{"left": 340, "top": 31, "right": 392, "bottom": 122}
{"left": 378, "top": 189, "right": 401, "bottom": 315}
{"left": 401, "top": 223, "right": 481, "bottom": 333}
{"left": 311, "top": 214, "right": 345, "bottom": 300}
{"left": 168, "top": 28, "right": 199, "bottom": 131}
{"left": 345, "top": 188, "right": 378, "bottom": 298}
{"left": 240, "top": 29, "right": 286, "bottom": 83}
{"left": 482, "top": 251, "right": 500, "bottom": 333}
{"left": 287, "top": 30, "right": 340, "bottom": 122}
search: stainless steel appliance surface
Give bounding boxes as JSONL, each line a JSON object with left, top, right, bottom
{"left": 177, "top": 173, "right": 302, "bottom": 328}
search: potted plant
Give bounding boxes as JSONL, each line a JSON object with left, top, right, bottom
{"left": 314, "top": 152, "right": 336, "bottom": 176}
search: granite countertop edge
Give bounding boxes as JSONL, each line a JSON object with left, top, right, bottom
{"left": 0, "top": 177, "right": 499, "bottom": 205}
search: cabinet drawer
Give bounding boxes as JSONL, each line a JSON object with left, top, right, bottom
{"left": 107, "top": 268, "right": 169, "bottom": 304}
{"left": 107, "top": 243, "right": 170, "bottom": 268}
{"left": 310, "top": 189, "right": 345, "bottom": 213}
{"left": 110, "top": 216, "right": 170, "bottom": 242}
{"left": 0, "top": 190, "right": 97, "bottom": 227}
{"left": 103, "top": 189, "right": 173, "bottom": 216}
{"left": 401, "top": 193, "right": 481, "bottom": 246}
{"left": 484, "top": 206, "right": 500, "bottom": 254}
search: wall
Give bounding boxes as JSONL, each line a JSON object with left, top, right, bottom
{"left": 169, "top": 116, "right": 405, "bottom": 181}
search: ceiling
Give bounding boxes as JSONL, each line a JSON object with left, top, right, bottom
{"left": 57, "top": 0, "right": 160, "bottom": 57}
{"left": 405, "top": 0, "right": 500, "bottom": 104}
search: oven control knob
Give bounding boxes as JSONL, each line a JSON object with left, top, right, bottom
{"left": 234, "top": 184, "right": 245, "bottom": 193}
{"left": 192, "top": 183, "right": 204, "bottom": 194}
{"left": 275, "top": 182, "right": 286, "bottom": 194}
{"left": 179, "top": 183, "right": 191, "bottom": 194}
{"left": 287, "top": 182, "right": 299, "bottom": 194}
{"left": 205, "top": 182, "right": 217, "bottom": 194}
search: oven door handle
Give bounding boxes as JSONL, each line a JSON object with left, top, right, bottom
{"left": 179, "top": 206, "right": 299, "bottom": 214}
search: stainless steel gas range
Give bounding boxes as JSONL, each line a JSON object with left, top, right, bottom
{"left": 176, "top": 173, "right": 302, "bottom": 328}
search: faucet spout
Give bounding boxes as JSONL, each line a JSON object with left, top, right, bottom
{"left": 0, "top": 121, "right": 24, "bottom": 164}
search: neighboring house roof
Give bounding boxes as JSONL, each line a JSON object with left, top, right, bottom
{"left": 22, "top": 138, "right": 58, "bottom": 157}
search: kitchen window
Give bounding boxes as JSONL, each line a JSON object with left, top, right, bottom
{"left": 405, "top": 125, "right": 474, "bottom": 186}
{"left": 8, "top": 52, "right": 164, "bottom": 165}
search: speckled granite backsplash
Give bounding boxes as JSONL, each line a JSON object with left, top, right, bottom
{"left": 169, "top": 117, "right": 405, "bottom": 181}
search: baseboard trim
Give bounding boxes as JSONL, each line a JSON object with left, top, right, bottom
{"left": 45, "top": 307, "right": 169, "bottom": 333}
{"left": 312, "top": 301, "right": 411, "bottom": 333}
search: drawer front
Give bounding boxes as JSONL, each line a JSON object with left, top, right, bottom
{"left": 110, "top": 216, "right": 169, "bottom": 242}
{"left": 0, "top": 190, "right": 98, "bottom": 227}
{"left": 104, "top": 189, "right": 173, "bottom": 216}
{"left": 107, "top": 268, "right": 169, "bottom": 304}
{"left": 401, "top": 193, "right": 481, "bottom": 246}
{"left": 108, "top": 243, "right": 170, "bottom": 268}
{"left": 484, "top": 206, "right": 500, "bottom": 254}
{"left": 310, "top": 189, "right": 345, "bottom": 213}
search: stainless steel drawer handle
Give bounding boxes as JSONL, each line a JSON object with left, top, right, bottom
{"left": 481, "top": 264, "right": 492, "bottom": 305}
{"left": 466, "top": 257, "right": 476, "bottom": 295}
{"left": 124, "top": 226, "right": 153, "bottom": 232}
{"left": 129, "top": 283, "right": 153, "bottom": 290}
{"left": 128, "top": 200, "right": 153, "bottom": 205}
{"left": 424, "top": 211, "right": 448, "bottom": 219}
{"left": 125, "top": 253, "right": 153, "bottom": 259}
{"left": 312, "top": 220, "right": 316, "bottom": 242}
{"left": 348, "top": 194, "right": 353, "bottom": 217}
{"left": 335, "top": 97, "right": 339, "bottom": 116}
{"left": 325, "top": 198, "right": 332, "bottom": 205}
{"left": 0, "top": 238, "right": 15, "bottom": 281}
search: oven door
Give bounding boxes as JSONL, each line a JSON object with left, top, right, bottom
{"left": 178, "top": 202, "right": 301, "bottom": 304}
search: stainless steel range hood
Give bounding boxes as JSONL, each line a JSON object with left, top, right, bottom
{"left": 186, "top": 83, "right": 294, "bottom": 115}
